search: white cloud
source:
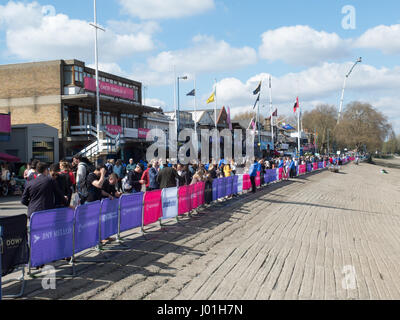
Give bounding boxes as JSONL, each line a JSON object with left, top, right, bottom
{"left": 118, "top": 0, "right": 215, "bottom": 20}
{"left": 355, "top": 24, "right": 400, "bottom": 55}
{"left": 145, "top": 98, "right": 166, "bottom": 108}
{"left": 259, "top": 25, "right": 351, "bottom": 66}
{"left": 134, "top": 35, "right": 257, "bottom": 86}
{"left": 214, "top": 62, "right": 400, "bottom": 132}
{"left": 0, "top": 1, "right": 157, "bottom": 62}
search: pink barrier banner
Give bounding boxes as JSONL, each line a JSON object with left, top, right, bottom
{"left": 197, "top": 182, "right": 205, "bottom": 206}
{"left": 313, "top": 163, "right": 318, "bottom": 171}
{"left": 178, "top": 186, "right": 190, "bottom": 216}
{"left": 84, "top": 77, "right": 134, "bottom": 100}
{"left": 143, "top": 190, "right": 162, "bottom": 226}
{"left": 243, "top": 174, "right": 251, "bottom": 190}
{"left": 323, "top": 161, "right": 327, "bottom": 168}
{"left": 299, "top": 165, "right": 306, "bottom": 175}
{"left": 278, "top": 168, "right": 284, "bottom": 180}
{"left": 255, "top": 172, "right": 261, "bottom": 187}
{"left": 190, "top": 184, "right": 199, "bottom": 210}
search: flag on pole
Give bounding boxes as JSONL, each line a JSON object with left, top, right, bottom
{"left": 293, "top": 97, "right": 299, "bottom": 113}
{"left": 253, "top": 81, "right": 262, "bottom": 95}
{"left": 207, "top": 91, "right": 215, "bottom": 104}
{"left": 253, "top": 94, "right": 260, "bottom": 109}
{"left": 186, "top": 89, "right": 195, "bottom": 96}
{"left": 272, "top": 108, "right": 278, "bottom": 117}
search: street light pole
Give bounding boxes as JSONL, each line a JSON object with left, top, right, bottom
{"left": 90, "top": 0, "right": 105, "bottom": 162}
{"left": 337, "top": 57, "right": 362, "bottom": 124}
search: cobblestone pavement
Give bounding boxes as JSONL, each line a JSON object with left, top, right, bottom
{"left": 4, "top": 162, "right": 400, "bottom": 300}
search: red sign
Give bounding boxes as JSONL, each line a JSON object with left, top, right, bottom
{"left": 138, "top": 128, "right": 150, "bottom": 139}
{"left": 0, "top": 114, "right": 11, "bottom": 133}
{"left": 106, "top": 125, "right": 122, "bottom": 136}
{"left": 84, "top": 77, "right": 134, "bottom": 100}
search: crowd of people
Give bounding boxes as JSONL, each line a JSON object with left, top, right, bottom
{"left": 18, "top": 153, "right": 347, "bottom": 219}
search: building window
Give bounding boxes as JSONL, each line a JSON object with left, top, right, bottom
{"left": 74, "top": 66, "right": 84, "bottom": 84}
{"left": 32, "top": 137, "right": 54, "bottom": 163}
{"left": 64, "top": 65, "right": 73, "bottom": 86}
{"left": 78, "top": 107, "right": 92, "bottom": 127}
{"left": 121, "top": 114, "right": 135, "bottom": 128}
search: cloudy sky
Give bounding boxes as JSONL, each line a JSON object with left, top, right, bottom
{"left": 0, "top": 0, "right": 399, "bottom": 133}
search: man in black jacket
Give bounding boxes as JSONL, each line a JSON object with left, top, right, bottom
{"left": 127, "top": 163, "right": 145, "bottom": 193}
{"left": 21, "top": 162, "right": 65, "bottom": 218}
{"left": 157, "top": 163, "right": 179, "bottom": 189}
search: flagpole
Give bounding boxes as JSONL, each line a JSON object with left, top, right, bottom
{"left": 214, "top": 79, "right": 218, "bottom": 130}
{"left": 174, "top": 65, "right": 178, "bottom": 151}
{"left": 297, "top": 98, "right": 301, "bottom": 157}
{"left": 257, "top": 83, "right": 261, "bottom": 157}
{"left": 269, "top": 75, "right": 274, "bottom": 152}
{"left": 194, "top": 75, "right": 197, "bottom": 141}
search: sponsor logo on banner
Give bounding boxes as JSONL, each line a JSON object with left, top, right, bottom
{"left": 162, "top": 187, "right": 178, "bottom": 219}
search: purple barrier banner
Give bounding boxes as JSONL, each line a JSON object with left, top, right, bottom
{"left": 100, "top": 198, "right": 120, "bottom": 241}
{"left": 119, "top": 193, "right": 143, "bottom": 232}
{"left": 226, "top": 176, "right": 233, "bottom": 197}
{"left": 74, "top": 201, "right": 101, "bottom": 254}
{"left": 233, "top": 175, "right": 239, "bottom": 195}
{"left": 318, "top": 162, "right": 324, "bottom": 169}
{"left": 217, "top": 178, "right": 225, "bottom": 199}
{"left": 30, "top": 208, "right": 74, "bottom": 268}
{"left": 212, "top": 179, "right": 218, "bottom": 201}
{"left": 307, "top": 164, "right": 312, "bottom": 172}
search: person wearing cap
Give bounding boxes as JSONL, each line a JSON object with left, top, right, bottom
{"left": 126, "top": 158, "right": 135, "bottom": 174}
{"left": 127, "top": 163, "right": 145, "bottom": 193}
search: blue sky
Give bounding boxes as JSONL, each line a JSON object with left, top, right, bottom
{"left": 1, "top": 0, "right": 399, "bottom": 134}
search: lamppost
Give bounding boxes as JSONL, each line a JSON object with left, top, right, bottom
{"left": 337, "top": 57, "right": 362, "bottom": 124}
{"left": 89, "top": 0, "right": 105, "bottom": 163}
{"left": 176, "top": 75, "right": 188, "bottom": 133}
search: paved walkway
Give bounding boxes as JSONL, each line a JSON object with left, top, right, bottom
{"left": 4, "top": 162, "right": 400, "bottom": 300}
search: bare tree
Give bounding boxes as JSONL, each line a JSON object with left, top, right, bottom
{"left": 335, "top": 101, "right": 390, "bottom": 152}
{"left": 302, "top": 104, "right": 337, "bottom": 153}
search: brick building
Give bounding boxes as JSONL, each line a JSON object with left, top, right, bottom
{"left": 0, "top": 59, "right": 162, "bottom": 161}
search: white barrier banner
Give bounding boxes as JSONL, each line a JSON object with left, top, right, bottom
{"left": 161, "top": 187, "right": 178, "bottom": 219}
{"left": 237, "top": 175, "right": 243, "bottom": 193}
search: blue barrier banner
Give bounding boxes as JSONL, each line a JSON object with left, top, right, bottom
{"left": 212, "top": 179, "right": 218, "bottom": 201}
{"left": 0, "top": 225, "right": 3, "bottom": 300}
{"left": 119, "top": 193, "right": 143, "bottom": 232}
{"left": 307, "top": 164, "right": 312, "bottom": 172}
{"left": 237, "top": 175, "right": 243, "bottom": 193}
{"left": 100, "top": 198, "right": 120, "bottom": 241}
{"left": 74, "top": 201, "right": 101, "bottom": 254}
{"left": 318, "top": 162, "right": 324, "bottom": 169}
{"left": 30, "top": 208, "right": 74, "bottom": 268}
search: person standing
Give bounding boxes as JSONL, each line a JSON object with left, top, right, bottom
{"left": 126, "top": 158, "right": 135, "bottom": 174}
{"left": 127, "top": 163, "right": 145, "bottom": 194}
{"left": 157, "top": 162, "right": 179, "bottom": 189}
{"left": 249, "top": 159, "right": 258, "bottom": 194}
{"left": 113, "top": 160, "right": 124, "bottom": 191}
{"left": 86, "top": 166, "right": 109, "bottom": 203}
{"left": 49, "top": 164, "right": 69, "bottom": 208}
{"left": 21, "top": 162, "right": 64, "bottom": 218}
{"left": 76, "top": 156, "right": 91, "bottom": 205}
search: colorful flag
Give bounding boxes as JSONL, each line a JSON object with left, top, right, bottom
{"left": 207, "top": 91, "right": 215, "bottom": 104}
{"left": 186, "top": 89, "right": 195, "bottom": 96}
{"left": 293, "top": 97, "right": 299, "bottom": 113}
{"left": 253, "top": 81, "right": 262, "bottom": 95}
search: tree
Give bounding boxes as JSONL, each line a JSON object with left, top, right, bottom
{"left": 335, "top": 101, "right": 390, "bottom": 152}
{"left": 382, "top": 130, "right": 399, "bottom": 154}
{"left": 302, "top": 104, "right": 337, "bottom": 153}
